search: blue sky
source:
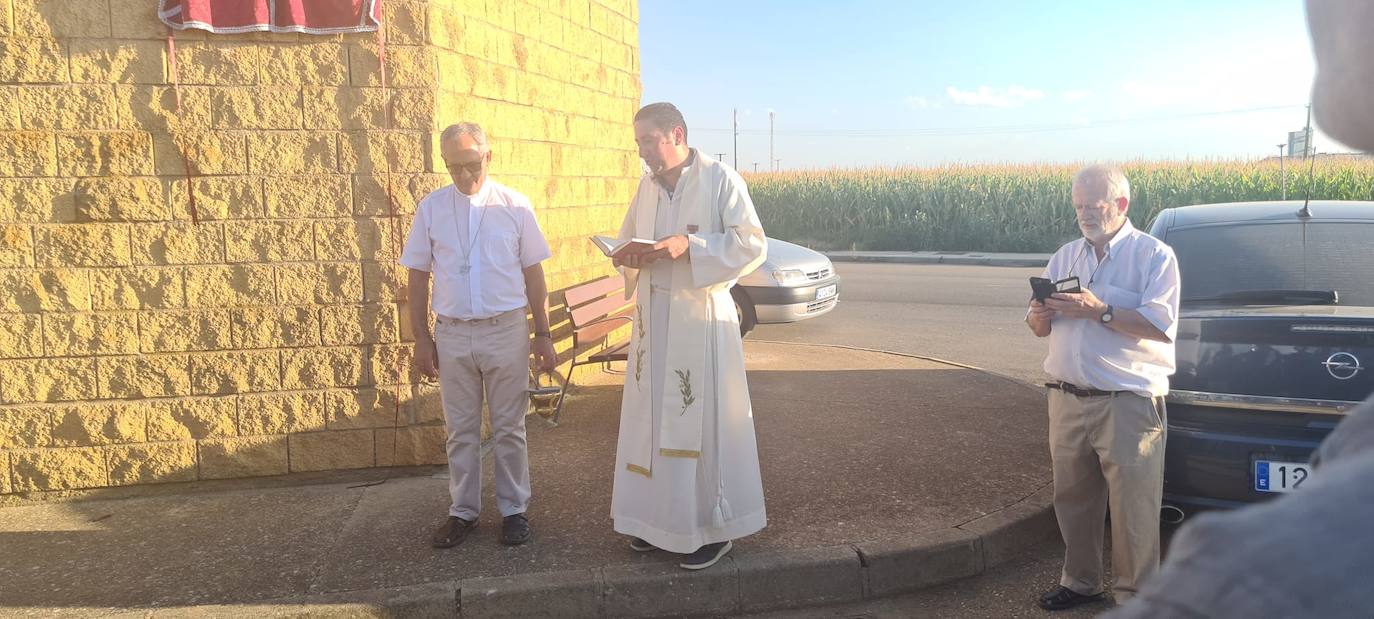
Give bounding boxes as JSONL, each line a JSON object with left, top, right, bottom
{"left": 637, "top": 0, "right": 1346, "bottom": 169}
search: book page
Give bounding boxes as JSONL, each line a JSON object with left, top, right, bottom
{"left": 589, "top": 235, "right": 657, "bottom": 257}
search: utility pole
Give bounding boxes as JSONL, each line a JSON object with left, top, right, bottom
{"left": 732, "top": 108, "right": 739, "bottom": 169}
{"left": 774, "top": 158, "right": 781, "bottom": 171}
{"left": 1304, "top": 104, "right": 1314, "bottom": 158}
{"left": 753, "top": 162, "right": 759, "bottom": 173}
{"left": 1277, "top": 143, "right": 1287, "bottom": 199}
{"left": 715, "top": 152, "right": 726, "bottom": 161}
{"left": 769, "top": 110, "right": 775, "bottom": 172}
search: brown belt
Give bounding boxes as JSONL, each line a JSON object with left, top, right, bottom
{"left": 1045, "top": 381, "right": 1123, "bottom": 398}
{"left": 435, "top": 308, "right": 524, "bottom": 326}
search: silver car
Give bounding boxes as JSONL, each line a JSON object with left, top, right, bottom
{"left": 731, "top": 238, "right": 841, "bottom": 336}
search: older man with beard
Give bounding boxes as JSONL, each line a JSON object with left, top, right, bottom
{"left": 1026, "top": 164, "right": 1181, "bottom": 611}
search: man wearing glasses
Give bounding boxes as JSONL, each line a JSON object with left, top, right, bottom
{"left": 1027, "top": 165, "right": 1181, "bottom": 610}
{"left": 400, "top": 122, "right": 557, "bottom": 549}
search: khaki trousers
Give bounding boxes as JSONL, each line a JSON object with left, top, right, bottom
{"left": 434, "top": 308, "right": 531, "bottom": 520}
{"left": 1048, "top": 388, "right": 1166, "bottom": 602}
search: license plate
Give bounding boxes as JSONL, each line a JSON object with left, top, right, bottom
{"left": 816, "top": 284, "right": 836, "bottom": 300}
{"left": 1255, "top": 460, "right": 1312, "bottom": 493}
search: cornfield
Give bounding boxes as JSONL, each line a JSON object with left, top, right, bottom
{"left": 744, "top": 158, "right": 1374, "bottom": 253}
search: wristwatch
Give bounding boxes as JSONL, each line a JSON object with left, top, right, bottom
{"left": 1099, "top": 305, "right": 1114, "bottom": 324}
{"left": 535, "top": 331, "right": 552, "bottom": 339}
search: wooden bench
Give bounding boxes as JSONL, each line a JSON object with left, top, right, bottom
{"left": 553, "top": 275, "right": 636, "bottom": 423}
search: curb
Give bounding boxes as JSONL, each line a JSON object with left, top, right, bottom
{"left": 826, "top": 251, "right": 1050, "bottom": 268}
{"left": 749, "top": 339, "right": 1046, "bottom": 393}
{"left": 138, "top": 484, "right": 1055, "bottom": 618}
{"left": 132, "top": 582, "right": 459, "bottom": 618}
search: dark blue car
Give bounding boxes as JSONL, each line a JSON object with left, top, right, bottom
{"left": 1148, "top": 201, "right": 1374, "bottom": 517}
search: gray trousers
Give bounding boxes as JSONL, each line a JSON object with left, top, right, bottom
{"left": 434, "top": 308, "right": 531, "bottom": 520}
{"left": 1048, "top": 389, "right": 1166, "bottom": 602}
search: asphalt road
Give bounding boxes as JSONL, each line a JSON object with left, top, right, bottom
{"left": 750, "top": 262, "right": 1050, "bottom": 387}
{"left": 741, "top": 540, "right": 1110, "bottom": 619}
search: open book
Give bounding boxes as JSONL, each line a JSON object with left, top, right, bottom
{"left": 590, "top": 235, "right": 658, "bottom": 258}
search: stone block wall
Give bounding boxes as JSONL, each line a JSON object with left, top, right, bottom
{"left": 0, "top": 0, "right": 641, "bottom": 495}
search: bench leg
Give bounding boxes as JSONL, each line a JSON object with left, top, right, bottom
{"left": 552, "top": 362, "right": 579, "bottom": 425}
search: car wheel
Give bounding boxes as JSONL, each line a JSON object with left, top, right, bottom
{"left": 731, "top": 286, "right": 757, "bottom": 338}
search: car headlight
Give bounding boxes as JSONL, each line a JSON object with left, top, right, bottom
{"left": 770, "top": 269, "right": 808, "bottom": 285}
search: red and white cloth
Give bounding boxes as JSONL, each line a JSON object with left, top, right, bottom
{"left": 158, "top": 0, "right": 382, "bottom": 34}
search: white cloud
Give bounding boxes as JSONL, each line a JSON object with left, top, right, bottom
{"left": 1061, "top": 90, "right": 1092, "bottom": 102}
{"left": 905, "top": 95, "right": 932, "bottom": 109}
{"left": 946, "top": 85, "right": 1045, "bottom": 108}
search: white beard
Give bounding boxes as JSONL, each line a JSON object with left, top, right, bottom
{"left": 1081, "top": 216, "right": 1126, "bottom": 246}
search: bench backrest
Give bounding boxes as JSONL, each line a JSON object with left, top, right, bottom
{"left": 565, "top": 276, "right": 635, "bottom": 346}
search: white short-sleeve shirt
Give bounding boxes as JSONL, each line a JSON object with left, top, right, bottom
{"left": 1040, "top": 220, "right": 1181, "bottom": 397}
{"left": 399, "top": 181, "right": 552, "bottom": 320}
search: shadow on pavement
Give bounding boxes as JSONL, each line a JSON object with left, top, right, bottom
{"left": 0, "top": 342, "right": 1051, "bottom": 611}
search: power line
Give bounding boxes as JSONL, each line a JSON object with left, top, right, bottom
{"left": 694, "top": 104, "right": 1306, "bottom": 138}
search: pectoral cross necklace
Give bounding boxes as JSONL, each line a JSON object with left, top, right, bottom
{"left": 452, "top": 192, "right": 488, "bottom": 274}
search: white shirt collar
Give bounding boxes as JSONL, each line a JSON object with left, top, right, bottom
{"left": 455, "top": 180, "right": 493, "bottom": 204}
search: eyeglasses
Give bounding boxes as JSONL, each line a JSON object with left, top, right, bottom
{"left": 446, "top": 160, "right": 484, "bottom": 177}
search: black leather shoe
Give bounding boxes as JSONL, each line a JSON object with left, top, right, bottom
{"left": 430, "top": 516, "right": 476, "bottom": 548}
{"left": 1038, "top": 585, "right": 1105, "bottom": 611}
{"left": 501, "top": 513, "right": 531, "bottom": 545}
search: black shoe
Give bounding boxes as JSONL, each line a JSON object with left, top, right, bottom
{"left": 431, "top": 516, "right": 476, "bottom": 548}
{"left": 679, "top": 540, "right": 732, "bottom": 570}
{"left": 629, "top": 537, "right": 656, "bottom": 552}
{"left": 1037, "top": 585, "right": 1105, "bottom": 611}
{"left": 501, "top": 513, "right": 531, "bottom": 545}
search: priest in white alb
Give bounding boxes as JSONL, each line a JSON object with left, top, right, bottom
{"left": 607, "top": 102, "right": 768, "bottom": 570}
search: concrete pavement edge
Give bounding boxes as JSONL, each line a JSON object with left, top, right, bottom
{"left": 750, "top": 339, "right": 1048, "bottom": 394}
{"left": 136, "top": 493, "right": 1056, "bottom": 618}
{"left": 957, "top": 482, "right": 1059, "bottom": 568}
{"left": 826, "top": 251, "right": 1050, "bottom": 268}
{"left": 137, "top": 582, "right": 460, "bottom": 618}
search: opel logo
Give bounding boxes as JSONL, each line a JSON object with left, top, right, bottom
{"left": 1323, "top": 352, "right": 1363, "bottom": 381}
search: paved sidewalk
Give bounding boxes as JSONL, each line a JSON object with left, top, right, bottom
{"left": 0, "top": 341, "right": 1055, "bottom": 618}
{"left": 826, "top": 250, "right": 1051, "bottom": 268}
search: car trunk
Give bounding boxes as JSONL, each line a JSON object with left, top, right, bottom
{"left": 1164, "top": 306, "right": 1373, "bottom": 506}
{"left": 1157, "top": 210, "right": 1374, "bottom": 506}
{"left": 1173, "top": 306, "right": 1374, "bottom": 402}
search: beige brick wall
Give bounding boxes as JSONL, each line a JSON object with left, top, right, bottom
{"left": 0, "top": 0, "right": 642, "bottom": 494}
